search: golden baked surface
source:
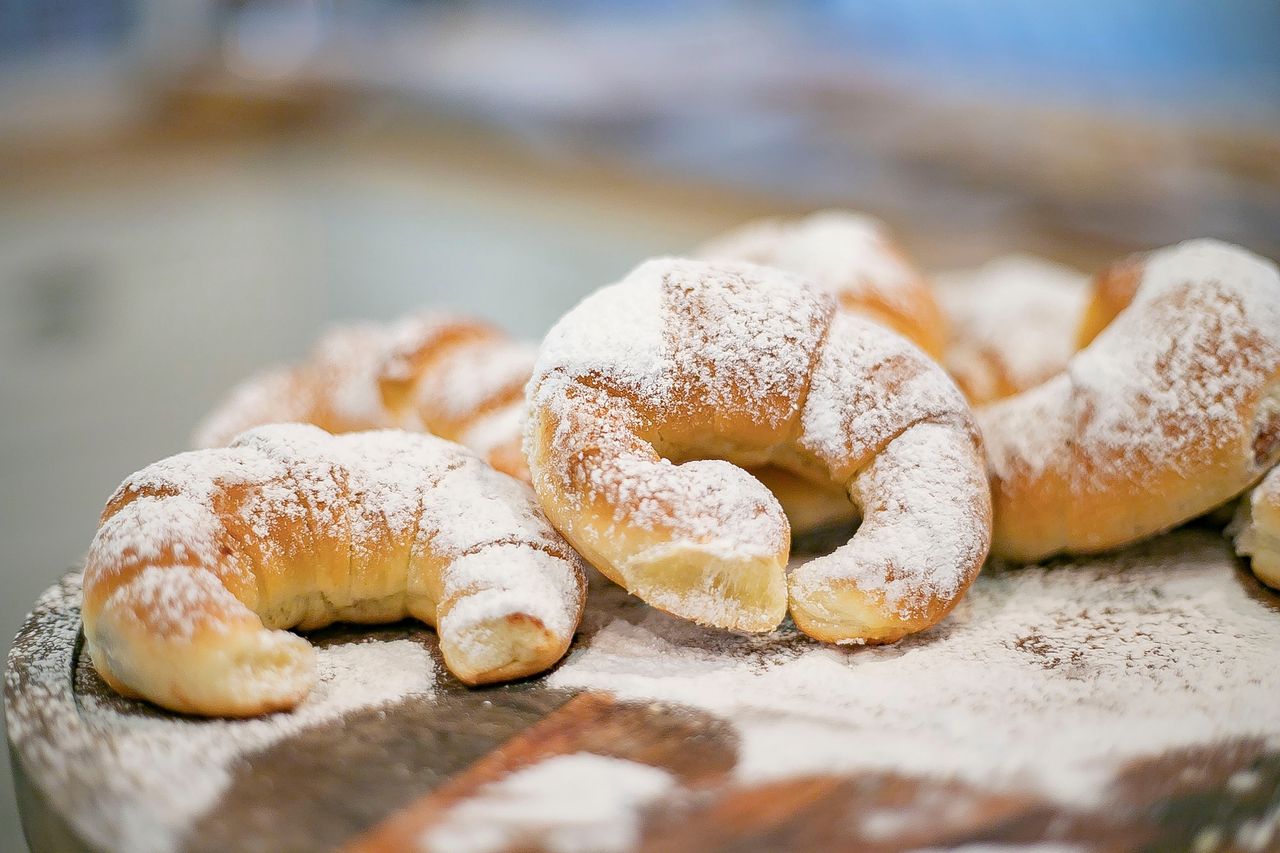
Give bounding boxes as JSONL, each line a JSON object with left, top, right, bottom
{"left": 981, "top": 239, "right": 1280, "bottom": 561}
{"left": 525, "top": 258, "right": 990, "bottom": 644}
{"left": 83, "top": 424, "right": 586, "bottom": 716}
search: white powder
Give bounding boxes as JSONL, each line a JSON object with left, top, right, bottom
{"left": 798, "top": 311, "right": 971, "bottom": 471}
{"left": 84, "top": 424, "right": 586, "bottom": 688}
{"left": 697, "top": 210, "right": 920, "bottom": 315}
{"left": 529, "top": 258, "right": 985, "bottom": 629}
{"left": 979, "top": 240, "right": 1280, "bottom": 513}
{"left": 6, "top": 575, "right": 437, "bottom": 853}
{"left": 548, "top": 530, "right": 1280, "bottom": 809}
{"left": 792, "top": 421, "right": 989, "bottom": 615}
{"left": 934, "top": 254, "right": 1089, "bottom": 403}
{"left": 411, "top": 338, "right": 537, "bottom": 425}
{"left": 420, "top": 753, "right": 677, "bottom": 853}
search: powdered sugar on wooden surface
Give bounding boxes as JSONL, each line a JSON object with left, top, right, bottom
{"left": 6, "top": 575, "right": 438, "bottom": 853}
{"left": 419, "top": 753, "right": 677, "bottom": 853}
{"left": 935, "top": 254, "right": 1089, "bottom": 402}
{"left": 549, "top": 529, "right": 1280, "bottom": 809}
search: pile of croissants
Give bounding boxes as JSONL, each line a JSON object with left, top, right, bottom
{"left": 81, "top": 211, "right": 1280, "bottom": 716}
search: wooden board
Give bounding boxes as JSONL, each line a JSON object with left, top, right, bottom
{"left": 6, "top": 529, "right": 1280, "bottom": 853}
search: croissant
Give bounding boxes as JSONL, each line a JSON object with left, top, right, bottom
{"left": 194, "top": 315, "right": 535, "bottom": 481}
{"left": 1230, "top": 465, "right": 1280, "bottom": 591}
{"left": 82, "top": 424, "right": 587, "bottom": 716}
{"left": 934, "top": 255, "right": 1089, "bottom": 405}
{"left": 525, "top": 258, "right": 990, "bottom": 643}
{"left": 697, "top": 209, "right": 948, "bottom": 359}
{"left": 980, "top": 240, "right": 1280, "bottom": 561}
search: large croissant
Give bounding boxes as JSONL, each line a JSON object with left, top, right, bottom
{"left": 194, "top": 315, "right": 536, "bottom": 480}
{"left": 525, "top": 258, "right": 991, "bottom": 644}
{"left": 83, "top": 424, "right": 587, "bottom": 716}
{"left": 980, "top": 240, "right": 1280, "bottom": 561}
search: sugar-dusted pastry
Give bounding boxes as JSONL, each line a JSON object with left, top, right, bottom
{"left": 194, "top": 315, "right": 536, "bottom": 480}
{"left": 1230, "top": 465, "right": 1280, "bottom": 591}
{"left": 525, "top": 258, "right": 990, "bottom": 643}
{"left": 377, "top": 315, "right": 536, "bottom": 480}
{"left": 83, "top": 424, "right": 587, "bottom": 716}
{"left": 935, "top": 255, "right": 1090, "bottom": 405}
{"left": 981, "top": 240, "right": 1280, "bottom": 562}
{"left": 697, "top": 209, "right": 947, "bottom": 358}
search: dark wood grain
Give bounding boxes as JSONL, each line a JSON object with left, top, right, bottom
{"left": 346, "top": 693, "right": 737, "bottom": 853}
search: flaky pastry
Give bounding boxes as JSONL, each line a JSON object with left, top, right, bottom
{"left": 697, "top": 209, "right": 947, "bottom": 358}
{"left": 525, "top": 258, "right": 990, "bottom": 643}
{"left": 194, "top": 315, "right": 535, "bottom": 480}
{"left": 981, "top": 240, "right": 1280, "bottom": 561}
{"left": 83, "top": 425, "right": 586, "bottom": 716}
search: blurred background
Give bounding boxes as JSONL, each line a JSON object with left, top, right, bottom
{"left": 2, "top": 1, "right": 1278, "bottom": 849}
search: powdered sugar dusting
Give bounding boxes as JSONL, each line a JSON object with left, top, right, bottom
{"left": 661, "top": 258, "right": 831, "bottom": 430}
{"left": 104, "top": 565, "right": 243, "bottom": 641}
{"left": 530, "top": 258, "right": 830, "bottom": 433}
{"left": 85, "top": 424, "right": 585, "bottom": 673}
{"left": 6, "top": 577, "right": 437, "bottom": 853}
{"left": 527, "top": 258, "right": 830, "bottom": 558}
{"left": 438, "top": 546, "right": 581, "bottom": 650}
{"left": 420, "top": 753, "right": 677, "bottom": 853}
{"left": 792, "top": 421, "right": 989, "bottom": 614}
{"left": 412, "top": 338, "right": 537, "bottom": 425}
{"left": 935, "top": 255, "right": 1089, "bottom": 403}
{"left": 549, "top": 530, "right": 1280, "bottom": 808}
{"left": 981, "top": 239, "right": 1280, "bottom": 495}
{"left": 1073, "top": 241, "right": 1280, "bottom": 473}
{"left": 799, "top": 311, "right": 973, "bottom": 478}
{"left": 980, "top": 375, "right": 1074, "bottom": 483}
{"left": 697, "top": 210, "right": 919, "bottom": 314}
{"left": 532, "top": 263, "right": 670, "bottom": 405}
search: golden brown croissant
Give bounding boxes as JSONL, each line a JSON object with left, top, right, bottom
{"left": 697, "top": 210, "right": 948, "bottom": 358}
{"left": 525, "top": 258, "right": 990, "bottom": 644}
{"left": 194, "top": 315, "right": 536, "bottom": 481}
{"left": 980, "top": 240, "right": 1280, "bottom": 562}
{"left": 83, "top": 424, "right": 587, "bottom": 716}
